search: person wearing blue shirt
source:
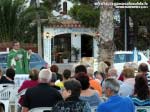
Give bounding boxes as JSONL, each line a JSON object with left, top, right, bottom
{"left": 97, "top": 78, "right": 135, "bottom": 112}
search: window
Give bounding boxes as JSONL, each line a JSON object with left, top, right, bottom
{"left": 114, "top": 54, "right": 126, "bottom": 63}
{"left": 114, "top": 53, "right": 141, "bottom": 63}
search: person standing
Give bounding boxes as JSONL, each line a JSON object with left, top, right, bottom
{"left": 7, "top": 41, "right": 32, "bottom": 74}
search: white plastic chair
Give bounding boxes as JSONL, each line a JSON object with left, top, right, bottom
{"left": 0, "top": 85, "right": 15, "bottom": 100}
{"left": 135, "top": 106, "right": 150, "bottom": 112}
{"left": 0, "top": 100, "right": 9, "bottom": 112}
{"left": 15, "top": 88, "right": 27, "bottom": 112}
{"left": 29, "top": 107, "right": 52, "bottom": 112}
{"left": 0, "top": 85, "right": 17, "bottom": 112}
{"left": 0, "top": 84, "right": 14, "bottom": 91}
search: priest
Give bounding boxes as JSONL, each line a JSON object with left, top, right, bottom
{"left": 7, "top": 41, "right": 32, "bottom": 74}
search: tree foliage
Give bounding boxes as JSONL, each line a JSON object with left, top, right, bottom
{"left": 68, "top": 0, "right": 96, "bottom": 4}
{"left": 0, "top": 0, "right": 26, "bottom": 41}
{"left": 130, "top": 7, "right": 150, "bottom": 49}
{"left": 42, "top": 0, "right": 61, "bottom": 11}
{"left": 114, "top": 0, "right": 150, "bottom": 50}
{"left": 0, "top": 0, "right": 60, "bottom": 43}
{"left": 69, "top": 4, "right": 100, "bottom": 27}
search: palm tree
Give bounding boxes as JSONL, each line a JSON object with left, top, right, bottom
{"left": 97, "top": 0, "right": 115, "bottom": 66}
{"left": 0, "top": 0, "right": 37, "bottom": 42}
{"left": 0, "top": 0, "right": 60, "bottom": 42}
{"left": 0, "top": 0, "right": 24, "bottom": 41}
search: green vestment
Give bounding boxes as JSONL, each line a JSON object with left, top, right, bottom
{"left": 7, "top": 48, "right": 29, "bottom": 74}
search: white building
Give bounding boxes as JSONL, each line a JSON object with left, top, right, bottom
{"left": 43, "top": 0, "right": 99, "bottom": 65}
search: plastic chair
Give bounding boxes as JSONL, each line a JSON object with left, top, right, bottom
{"left": 29, "top": 107, "right": 52, "bottom": 112}
{"left": 0, "top": 85, "right": 15, "bottom": 100}
{"left": 15, "top": 88, "right": 27, "bottom": 111}
{"left": 0, "top": 84, "right": 14, "bottom": 91}
{"left": 0, "top": 100, "right": 9, "bottom": 112}
{"left": 135, "top": 106, "right": 150, "bottom": 112}
{"left": 0, "top": 85, "right": 17, "bottom": 112}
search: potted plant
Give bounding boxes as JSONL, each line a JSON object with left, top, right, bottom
{"left": 62, "top": 51, "right": 70, "bottom": 63}
{"left": 71, "top": 46, "right": 80, "bottom": 61}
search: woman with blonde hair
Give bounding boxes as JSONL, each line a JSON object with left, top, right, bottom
{"left": 98, "top": 61, "right": 108, "bottom": 75}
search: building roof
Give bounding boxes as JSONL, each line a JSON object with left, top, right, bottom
{"left": 45, "top": 19, "right": 84, "bottom": 28}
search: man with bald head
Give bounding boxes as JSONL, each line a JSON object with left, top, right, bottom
{"left": 22, "top": 69, "right": 62, "bottom": 112}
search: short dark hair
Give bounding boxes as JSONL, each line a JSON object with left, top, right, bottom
{"left": 6, "top": 68, "right": 15, "bottom": 80}
{"left": 75, "top": 72, "right": 89, "bottom": 90}
{"left": 64, "top": 79, "right": 81, "bottom": 98}
{"left": 12, "top": 41, "right": 19, "bottom": 46}
{"left": 63, "top": 69, "right": 71, "bottom": 80}
{"left": 75, "top": 65, "right": 87, "bottom": 74}
{"left": 50, "top": 65, "right": 59, "bottom": 73}
{"left": 138, "top": 63, "right": 148, "bottom": 72}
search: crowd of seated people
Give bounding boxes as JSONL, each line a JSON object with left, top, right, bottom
{"left": 0, "top": 62, "right": 150, "bottom": 112}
